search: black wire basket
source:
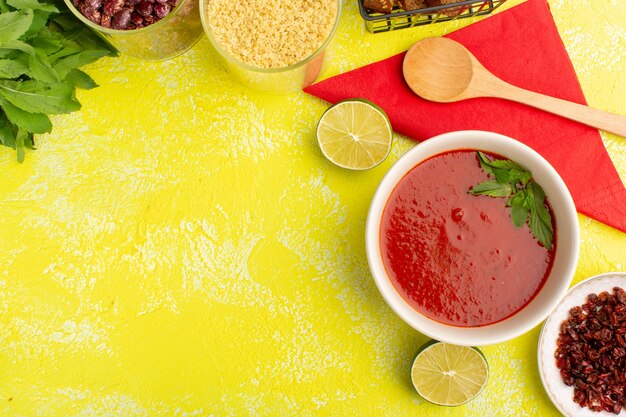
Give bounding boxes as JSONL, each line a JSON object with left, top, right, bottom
{"left": 359, "top": 0, "right": 508, "bottom": 33}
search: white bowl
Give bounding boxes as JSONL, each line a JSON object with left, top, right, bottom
{"left": 366, "top": 130, "right": 580, "bottom": 346}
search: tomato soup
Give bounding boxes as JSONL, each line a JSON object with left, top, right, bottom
{"left": 380, "top": 150, "right": 556, "bottom": 327}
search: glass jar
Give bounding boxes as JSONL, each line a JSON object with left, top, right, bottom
{"left": 199, "top": 0, "right": 342, "bottom": 94}
{"left": 64, "top": 0, "right": 204, "bottom": 61}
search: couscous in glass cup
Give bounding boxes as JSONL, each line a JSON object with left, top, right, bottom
{"left": 200, "top": 0, "right": 342, "bottom": 94}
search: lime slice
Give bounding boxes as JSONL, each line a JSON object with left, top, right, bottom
{"left": 411, "top": 341, "right": 489, "bottom": 406}
{"left": 316, "top": 99, "right": 392, "bottom": 170}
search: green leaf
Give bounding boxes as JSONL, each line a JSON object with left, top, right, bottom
{"left": 65, "top": 68, "right": 97, "bottom": 89}
{"left": 524, "top": 182, "right": 554, "bottom": 249}
{"left": 0, "top": 10, "right": 34, "bottom": 45}
{"left": 7, "top": 0, "right": 59, "bottom": 12}
{"left": 471, "top": 152, "right": 554, "bottom": 249}
{"left": 509, "top": 191, "right": 529, "bottom": 228}
{"left": 477, "top": 151, "right": 494, "bottom": 175}
{"left": 29, "top": 28, "right": 64, "bottom": 55}
{"left": 2, "top": 99, "right": 52, "bottom": 133}
{"left": 15, "top": 127, "right": 27, "bottom": 162}
{"left": 529, "top": 209, "right": 553, "bottom": 250}
{"left": 48, "top": 45, "right": 82, "bottom": 64}
{"left": 529, "top": 184, "right": 552, "bottom": 230}
{"left": 24, "top": 9, "right": 53, "bottom": 39}
{"left": 53, "top": 49, "right": 111, "bottom": 78}
{"left": 476, "top": 152, "right": 533, "bottom": 186}
{"left": 469, "top": 180, "right": 513, "bottom": 198}
{"left": 0, "top": 58, "right": 29, "bottom": 78}
{"left": 51, "top": 15, "right": 118, "bottom": 55}
{"left": 0, "top": 79, "right": 80, "bottom": 114}
{"left": 0, "top": 39, "right": 35, "bottom": 55}
{"left": 488, "top": 159, "right": 525, "bottom": 171}
{"left": 492, "top": 167, "right": 532, "bottom": 185}
{"left": 27, "top": 49, "right": 60, "bottom": 83}
{"left": 529, "top": 181, "right": 545, "bottom": 204}
{"left": 0, "top": 112, "right": 17, "bottom": 147}
{"left": 0, "top": 0, "right": 10, "bottom": 13}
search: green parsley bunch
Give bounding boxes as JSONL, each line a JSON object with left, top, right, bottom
{"left": 0, "top": 0, "right": 117, "bottom": 162}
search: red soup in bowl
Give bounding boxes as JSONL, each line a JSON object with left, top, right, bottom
{"left": 380, "top": 149, "right": 556, "bottom": 327}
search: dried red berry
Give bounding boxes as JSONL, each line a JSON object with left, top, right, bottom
{"left": 556, "top": 287, "right": 626, "bottom": 415}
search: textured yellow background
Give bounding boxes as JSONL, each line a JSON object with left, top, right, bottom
{"left": 1, "top": 0, "right": 625, "bottom": 415}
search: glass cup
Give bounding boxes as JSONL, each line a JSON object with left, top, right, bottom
{"left": 64, "top": 0, "right": 204, "bottom": 61}
{"left": 199, "top": 0, "right": 342, "bottom": 94}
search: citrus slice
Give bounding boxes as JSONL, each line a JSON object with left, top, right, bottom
{"left": 411, "top": 341, "right": 489, "bottom": 406}
{"left": 316, "top": 99, "right": 392, "bottom": 170}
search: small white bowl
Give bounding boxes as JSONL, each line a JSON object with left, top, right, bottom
{"left": 366, "top": 130, "right": 580, "bottom": 346}
{"left": 538, "top": 273, "right": 626, "bottom": 417}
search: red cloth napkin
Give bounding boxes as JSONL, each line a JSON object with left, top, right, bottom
{"left": 305, "top": 0, "right": 626, "bottom": 233}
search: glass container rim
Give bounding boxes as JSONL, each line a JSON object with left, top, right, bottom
{"left": 63, "top": 0, "right": 190, "bottom": 35}
{"left": 199, "top": 0, "right": 343, "bottom": 74}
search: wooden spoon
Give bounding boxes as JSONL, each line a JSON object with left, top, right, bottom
{"left": 403, "top": 37, "right": 626, "bottom": 138}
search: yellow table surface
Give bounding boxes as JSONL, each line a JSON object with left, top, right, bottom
{"left": 1, "top": 0, "right": 625, "bottom": 415}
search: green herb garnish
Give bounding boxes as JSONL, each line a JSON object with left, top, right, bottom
{"left": 469, "top": 151, "right": 554, "bottom": 250}
{"left": 0, "top": 0, "right": 117, "bottom": 162}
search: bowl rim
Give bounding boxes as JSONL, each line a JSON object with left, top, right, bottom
{"left": 365, "top": 130, "right": 580, "bottom": 346}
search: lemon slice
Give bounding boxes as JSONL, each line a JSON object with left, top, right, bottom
{"left": 411, "top": 341, "right": 489, "bottom": 406}
{"left": 316, "top": 99, "right": 393, "bottom": 170}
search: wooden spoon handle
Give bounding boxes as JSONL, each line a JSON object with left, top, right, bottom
{"left": 492, "top": 82, "right": 626, "bottom": 137}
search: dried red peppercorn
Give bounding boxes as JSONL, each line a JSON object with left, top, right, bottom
{"left": 556, "top": 287, "right": 626, "bottom": 414}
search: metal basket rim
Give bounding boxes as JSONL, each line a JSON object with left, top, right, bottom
{"left": 358, "top": 0, "right": 495, "bottom": 22}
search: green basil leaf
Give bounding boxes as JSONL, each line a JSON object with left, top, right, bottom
{"left": 529, "top": 209, "right": 553, "bottom": 250}
{"left": 530, "top": 185, "right": 552, "bottom": 231}
{"left": 65, "top": 68, "right": 98, "bottom": 89}
{"left": 488, "top": 159, "right": 524, "bottom": 171}
{"left": 469, "top": 180, "right": 513, "bottom": 198}
{"left": 51, "top": 16, "right": 118, "bottom": 56}
{"left": 24, "top": 9, "right": 52, "bottom": 39}
{"left": 0, "top": 10, "right": 34, "bottom": 45}
{"left": 29, "top": 28, "right": 64, "bottom": 55}
{"left": 492, "top": 167, "right": 532, "bottom": 186}
{"left": 477, "top": 151, "right": 494, "bottom": 175}
{"left": 7, "top": 0, "right": 58, "bottom": 12}
{"left": 2, "top": 99, "right": 52, "bottom": 133}
{"left": 48, "top": 45, "right": 82, "bottom": 64}
{"left": 0, "top": 39, "right": 35, "bottom": 55}
{"left": 15, "top": 127, "right": 28, "bottom": 162}
{"left": 525, "top": 183, "right": 553, "bottom": 249}
{"left": 0, "top": 58, "right": 29, "bottom": 78}
{"left": 27, "top": 49, "right": 60, "bottom": 83}
{"left": 509, "top": 191, "right": 529, "bottom": 228}
{"left": 0, "top": 79, "right": 80, "bottom": 114}
{"left": 0, "top": 112, "right": 17, "bottom": 147}
{"left": 529, "top": 182, "right": 546, "bottom": 204}
{"left": 53, "top": 49, "right": 111, "bottom": 78}
{"left": 472, "top": 152, "right": 554, "bottom": 249}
